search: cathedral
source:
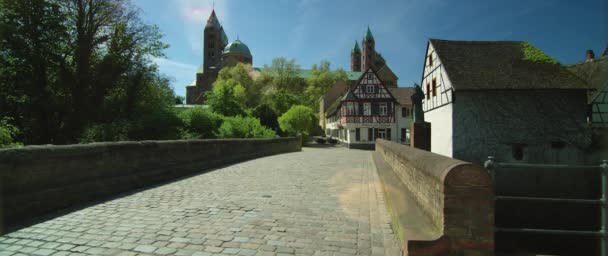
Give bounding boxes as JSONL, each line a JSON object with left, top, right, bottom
{"left": 186, "top": 10, "right": 253, "bottom": 104}
{"left": 350, "top": 26, "right": 398, "bottom": 86}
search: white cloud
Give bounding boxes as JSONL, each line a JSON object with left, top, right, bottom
{"left": 171, "top": 0, "right": 230, "bottom": 52}
{"left": 152, "top": 57, "right": 198, "bottom": 97}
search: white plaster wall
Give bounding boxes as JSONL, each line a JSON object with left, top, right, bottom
{"left": 425, "top": 103, "right": 453, "bottom": 157}
{"left": 395, "top": 104, "right": 413, "bottom": 143}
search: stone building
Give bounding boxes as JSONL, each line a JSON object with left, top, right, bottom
{"left": 420, "top": 39, "right": 594, "bottom": 165}
{"left": 324, "top": 68, "right": 414, "bottom": 149}
{"left": 186, "top": 10, "right": 253, "bottom": 104}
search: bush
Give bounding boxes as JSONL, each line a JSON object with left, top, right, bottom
{"left": 217, "top": 116, "right": 276, "bottom": 139}
{"left": 0, "top": 118, "right": 23, "bottom": 148}
{"left": 80, "top": 121, "right": 131, "bottom": 143}
{"left": 179, "top": 107, "right": 223, "bottom": 139}
{"left": 278, "top": 105, "right": 314, "bottom": 137}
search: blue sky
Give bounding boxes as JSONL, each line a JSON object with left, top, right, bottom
{"left": 132, "top": 0, "right": 607, "bottom": 97}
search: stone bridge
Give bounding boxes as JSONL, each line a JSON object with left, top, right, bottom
{"left": 0, "top": 139, "right": 493, "bottom": 256}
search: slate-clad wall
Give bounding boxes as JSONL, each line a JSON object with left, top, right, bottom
{"left": 0, "top": 138, "right": 301, "bottom": 230}
{"left": 375, "top": 139, "right": 494, "bottom": 255}
{"left": 452, "top": 90, "right": 590, "bottom": 165}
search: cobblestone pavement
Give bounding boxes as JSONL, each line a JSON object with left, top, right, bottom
{"left": 0, "top": 147, "right": 400, "bottom": 256}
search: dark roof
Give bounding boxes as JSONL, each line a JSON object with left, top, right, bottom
{"left": 341, "top": 89, "right": 357, "bottom": 101}
{"left": 387, "top": 87, "right": 415, "bottom": 106}
{"left": 429, "top": 39, "right": 591, "bottom": 90}
{"left": 205, "top": 10, "right": 221, "bottom": 29}
{"left": 326, "top": 97, "right": 342, "bottom": 117}
{"left": 566, "top": 55, "right": 608, "bottom": 102}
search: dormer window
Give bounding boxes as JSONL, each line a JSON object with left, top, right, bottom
{"left": 366, "top": 84, "right": 374, "bottom": 93}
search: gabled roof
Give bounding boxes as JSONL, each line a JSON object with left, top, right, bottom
{"left": 387, "top": 87, "right": 415, "bottom": 106}
{"left": 429, "top": 39, "right": 591, "bottom": 90}
{"left": 341, "top": 89, "right": 357, "bottom": 101}
{"left": 567, "top": 55, "right": 608, "bottom": 102}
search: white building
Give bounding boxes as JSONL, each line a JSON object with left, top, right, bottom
{"left": 421, "top": 39, "right": 594, "bottom": 164}
{"left": 324, "top": 68, "right": 414, "bottom": 149}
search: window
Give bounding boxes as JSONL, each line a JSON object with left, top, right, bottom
{"left": 346, "top": 102, "right": 356, "bottom": 116}
{"left": 378, "top": 129, "right": 386, "bottom": 139}
{"left": 406, "top": 129, "right": 410, "bottom": 141}
{"left": 367, "top": 73, "right": 373, "bottom": 79}
{"left": 400, "top": 128, "right": 406, "bottom": 143}
{"left": 428, "top": 54, "right": 433, "bottom": 67}
{"left": 379, "top": 103, "right": 387, "bottom": 116}
{"left": 401, "top": 107, "right": 410, "bottom": 117}
{"left": 426, "top": 83, "right": 430, "bottom": 99}
{"left": 368, "top": 128, "right": 373, "bottom": 141}
{"left": 366, "top": 84, "right": 374, "bottom": 93}
{"left": 356, "top": 128, "right": 360, "bottom": 141}
{"left": 208, "top": 42, "right": 215, "bottom": 48}
{"left": 363, "top": 103, "right": 371, "bottom": 115}
{"left": 512, "top": 143, "right": 525, "bottom": 160}
{"left": 432, "top": 78, "right": 437, "bottom": 97}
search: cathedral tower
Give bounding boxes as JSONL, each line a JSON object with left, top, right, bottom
{"left": 203, "top": 10, "right": 225, "bottom": 72}
{"left": 362, "top": 26, "right": 375, "bottom": 71}
{"left": 351, "top": 41, "right": 361, "bottom": 72}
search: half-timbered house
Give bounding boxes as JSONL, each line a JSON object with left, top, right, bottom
{"left": 421, "top": 39, "right": 594, "bottom": 164}
{"left": 325, "top": 68, "right": 413, "bottom": 149}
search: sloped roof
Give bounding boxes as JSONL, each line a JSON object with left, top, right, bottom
{"left": 566, "top": 55, "right": 608, "bottom": 102}
{"left": 429, "top": 39, "right": 591, "bottom": 90}
{"left": 205, "top": 10, "right": 221, "bottom": 29}
{"left": 352, "top": 41, "right": 361, "bottom": 53}
{"left": 341, "top": 89, "right": 357, "bottom": 101}
{"left": 387, "top": 87, "right": 415, "bottom": 106}
{"left": 326, "top": 97, "right": 342, "bottom": 117}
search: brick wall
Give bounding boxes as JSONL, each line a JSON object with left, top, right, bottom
{"left": 0, "top": 138, "right": 301, "bottom": 231}
{"left": 375, "top": 139, "right": 494, "bottom": 255}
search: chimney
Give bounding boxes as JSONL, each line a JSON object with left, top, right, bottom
{"left": 586, "top": 49, "right": 595, "bottom": 62}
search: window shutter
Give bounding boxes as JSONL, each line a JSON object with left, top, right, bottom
{"left": 358, "top": 103, "right": 363, "bottom": 115}
{"left": 356, "top": 128, "right": 360, "bottom": 141}
{"left": 387, "top": 128, "right": 391, "bottom": 141}
{"left": 368, "top": 128, "right": 372, "bottom": 141}
{"left": 374, "top": 128, "right": 379, "bottom": 140}
{"left": 372, "top": 103, "right": 378, "bottom": 115}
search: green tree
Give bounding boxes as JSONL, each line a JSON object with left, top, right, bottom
{"left": 1, "top": 0, "right": 171, "bottom": 145}
{"left": 252, "top": 103, "right": 279, "bottom": 132}
{"left": 303, "top": 61, "right": 348, "bottom": 108}
{"left": 0, "top": 118, "right": 23, "bottom": 148}
{"left": 278, "top": 105, "right": 315, "bottom": 138}
{"left": 179, "top": 107, "right": 223, "bottom": 139}
{"left": 259, "top": 57, "right": 305, "bottom": 92}
{"left": 217, "top": 116, "right": 276, "bottom": 139}
{"left": 205, "top": 79, "right": 246, "bottom": 116}
{"left": 264, "top": 90, "right": 305, "bottom": 117}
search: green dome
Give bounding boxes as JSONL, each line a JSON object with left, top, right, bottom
{"left": 223, "top": 39, "right": 251, "bottom": 56}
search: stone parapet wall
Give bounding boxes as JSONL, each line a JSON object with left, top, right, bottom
{"left": 374, "top": 139, "right": 494, "bottom": 255}
{"left": 0, "top": 138, "right": 301, "bottom": 231}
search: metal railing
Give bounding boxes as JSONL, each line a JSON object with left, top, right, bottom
{"left": 484, "top": 157, "right": 608, "bottom": 256}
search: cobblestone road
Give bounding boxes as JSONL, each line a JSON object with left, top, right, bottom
{"left": 0, "top": 147, "right": 399, "bottom": 256}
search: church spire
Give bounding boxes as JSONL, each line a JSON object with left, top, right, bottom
{"left": 206, "top": 9, "right": 221, "bottom": 29}
{"left": 352, "top": 40, "right": 361, "bottom": 53}
{"left": 364, "top": 25, "right": 374, "bottom": 42}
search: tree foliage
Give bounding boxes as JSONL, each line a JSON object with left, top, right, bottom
{"left": 0, "top": 0, "right": 172, "bottom": 145}
{"left": 217, "top": 116, "right": 276, "bottom": 139}
{"left": 205, "top": 79, "right": 246, "bottom": 117}
{"left": 278, "top": 105, "right": 315, "bottom": 137}
{"left": 178, "top": 107, "right": 222, "bottom": 139}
